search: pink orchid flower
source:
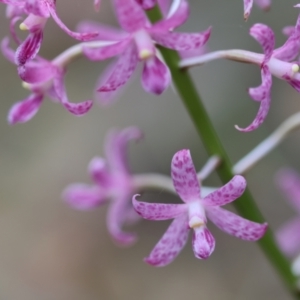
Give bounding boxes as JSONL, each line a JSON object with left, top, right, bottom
{"left": 180, "top": 7, "right": 300, "bottom": 132}
{"left": 1, "top": 38, "right": 93, "bottom": 124}
{"left": 1, "top": 0, "right": 98, "bottom": 65}
{"left": 133, "top": 149, "right": 267, "bottom": 267}
{"left": 81, "top": 0, "right": 211, "bottom": 101}
{"left": 276, "top": 169, "right": 300, "bottom": 258}
{"left": 63, "top": 127, "right": 143, "bottom": 246}
{"left": 243, "top": 0, "right": 271, "bottom": 20}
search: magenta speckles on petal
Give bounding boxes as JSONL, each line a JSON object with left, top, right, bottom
{"left": 145, "top": 214, "right": 189, "bottom": 267}
{"left": 132, "top": 195, "right": 187, "bottom": 220}
{"left": 171, "top": 149, "right": 201, "bottom": 203}
{"left": 206, "top": 206, "right": 268, "bottom": 241}
{"left": 202, "top": 175, "right": 247, "bottom": 207}
{"left": 192, "top": 226, "right": 215, "bottom": 259}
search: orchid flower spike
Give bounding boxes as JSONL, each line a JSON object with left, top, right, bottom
{"left": 0, "top": 0, "right": 98, "bottom": 66}
{"left": 1, "top": 38, "right": 93, "bottom": 124}
{"left": 63, "top": 127, "right": 143, "bottom": 246}
{"left": 243, "top": 0, "right": 271, "bottom": 21}
{"left": 79, "top": 0, "right": 211, "bottom": 104}
{"left": 276, "top": 169, "right": 300, "bottom": 260}
{"left": 133, "top": 149, "right": 267, "bottom": 267}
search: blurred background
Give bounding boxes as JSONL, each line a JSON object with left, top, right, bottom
{"left": 0, "top": 0, "right": 299, "bottom": 299}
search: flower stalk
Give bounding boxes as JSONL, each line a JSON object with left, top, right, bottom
{"left": 148, "top": 5, "right": 300, "bottom": 297}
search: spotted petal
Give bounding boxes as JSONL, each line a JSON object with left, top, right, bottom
{"left": 192, "top": 226, "right": 215, "bottom": 259}
{"left": 141, "top": 55, "right": 171, "bottom": 95}
{"left": 202, "top": 175, "right": 246, "bottom": 207}
{"left": 132, "top": 195, "right": 187, "bottom": 220}
{"left": 206, "top": 206, "right": 268, "bottom": 241}
{"left": 171, "top": 149, "right": 201, "bottom": 203}
{"left": 144, "top": 213, "right": 189, "bottom": 267}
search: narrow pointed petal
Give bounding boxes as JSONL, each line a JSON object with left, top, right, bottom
{"left": 83, "top": 39, "right": 130, "bottom": 61}
{"left": 53, "top": 72, "right": 93, "bottom": 116}
{"left": 243, "top": 0, "right": 253, "bottom": 21}
{"left": 18, "top": 61, "right": 57, "bottom": 84}
{"left": 63, "top": 183, "right": 105, "bottom": 210}
{"left": 250, "top": 23, "right": 274, "bottom": 62}
{"left": 276, "top": 169, "right": 300, "bottom": 213}
{"left": 8, "top": 93, "right": 43, "bottom": 124}
{"left": 135, "top": 0, "right": 156, "bottom": 10}
{"left": 112, "top": 0, "right": 149, "bottom": 32}
{"left": 202, "top": 175, "right": 246, "bottom": 207}
{"left": 150, "top": 0, "right": 189, "bottom": 31}
{"left": 107, "top": 195, "right": 137, "bottom": 246}
{"left": 236, "top": 65, "right": 272, "bottom": 132}
{"left": 88, "top": 156, "right": 111, "bottom": 187}
{"left": 206, "top": 206, "right": 268, "bottom": 241}
{"left": 145, "top": 214, "right": 189, "bottom": 267}
{"left": 105, "top": 127, "right": 143, "bottom": 174}
{"left": 47, "top": 3, "right": 98, "bottom": 41}
{"left": 98, "top": 43, "right": 138, "bottom": 92}
{"left": 171, "top": 149, "right": 201, "bottom": 203}
{"left": 76, "top": 21, "right": 126, "bottom": 41}
{"left": 276, "top": 217, "right": 300, "bottom": 257}
{"left": 132, "top": 195, "right": 187, "bottom": 220}
{"left": 192, "top": 226, "right": 215, "bottom": 259}
{"left": 141, "top": 56, "right": 171, "bottom": 95}
{"left": 15, "top": 29, "right": 43, "bottom": 65}
{"left": 273, "top": 11, "right": 300, "bottom": 61}
{"left": 151, "top": 28, "right": 211, "bottom": 52}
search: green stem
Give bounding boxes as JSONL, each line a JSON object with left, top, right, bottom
{"left": 148, "top": 6, "right": 300, "bottom": 297}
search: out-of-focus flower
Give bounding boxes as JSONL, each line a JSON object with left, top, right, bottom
{"left": 243, "top": 0, "right": 271, "bottom": 21}
{"left": 80, "top": 0, "right": 211, "bottom": 102}
{"left": 276, "top": 169, "right": 300, "bottom": 259}
{"left": 63, "top": 127, "right": 143, "bottom": 246}
{"left": 1, "top": 0, "right": 98, "bottom": 65}
{"left": 180, "top": 8, "right": 300, "bottom": 132}
{"left": 133, "top": 149, "right": 267, "bottom": 267}
{"left": 1, "top": 38, "right": 93, "bottom": 124}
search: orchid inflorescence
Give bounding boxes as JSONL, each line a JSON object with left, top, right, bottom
{"left": 2, "top": 0, "right": 300, "bottom": 295}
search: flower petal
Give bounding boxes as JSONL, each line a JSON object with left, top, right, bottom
{"left": 276, "top": 169, "right": 300, "bottom": 214}
{"left": 83, "top": 39, "right": 130, "bottom": 61}
{"left": 98, "top": 43, "right": 138, "bottom": 92}
{"left": 15, "top": 29, "right": 43, "bottom": 65}
{"left": 171, "top": 149, "right": 201, "bottom": 203}
{"left": 1, "top": 37, "right": 15, "bottom": 64}
{"left": 254, "top": 0, "right": 271, "bottom": 11}
{"left": 141, "top": 56, "right": 171, "bottom": 95}
{"left": 151, "top": 28, "right": 211, "bottom": 52}
{"left": 94, "top": 0, "right": 101, "bottom": 11}
{"left": 243, "top": 0, "right": 253, "bottom": 20}
{"left": 236, "top": 65, "right": 272, "bottom": 132}
{"left": 135, "top": 0, "right": 156, "bottom": 10}
{"left": 150, "top": 0, "right": 189, "bottom": 31}
{"left": 47, "top": 2, "right": 98, "bottom": 41}
{"left": 276, "top": 217, "right": 300, "bottom": 257}
{"left": 88, "top": 156, "right": 111, "bottom": 187}
{"left": 132, "top": 195, "right": 187, "bottom": 220}
{"left": 144, "top": 213, "right": 189, "bottom": 267}
{"left": 192, "top": 226, "right": 215, "bottom": 259}
{"left": 53, "top": 71, "right": 93, "bottom": 116}
{"left": 8, "top": 93, "right": 43, "bottom": 124}
{"left": 104, "top": 127, "right": 143, "bottom": 174}
{"left": 63, "top": 183, "right": 105, "bottom": 210}
{"left": 206, "top": 206, "right": 268, "bottom": 241}
{"left": 112, "top": 0, "right": 149, "bottom": 32}
{"left": 18, "top": 60, "right": 57, "bottom": 84}
{"left": 24, "top": 0, "right": 50, "bottom": 17}
{"left": 250, "top": 23, "right": 274, "bottom": 63}
{"left": 107, "top": 194, "right": 137, "bottom": 246}
{"left": 202, "top": 175, "right": 246, "bottom": 207}
{"left": 76, "top": 21, "right": 126, "bottom": 41}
